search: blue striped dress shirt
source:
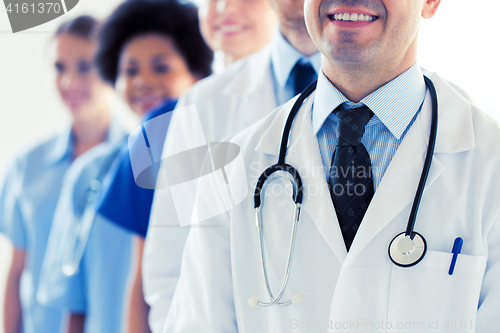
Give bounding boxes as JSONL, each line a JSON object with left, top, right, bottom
{"left": 313, "top": 63, "right": 427, "bottom": 189}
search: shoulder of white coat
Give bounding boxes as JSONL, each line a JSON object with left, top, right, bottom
{"left": 181, "top": 62, "right": 245, "bottom": 102}
{"left": 431, "top": 71, "right": 500, "bottom": 147}
{"left": 469, "top": 103, "right": 500, "bottom": 153}
{"left": 178, "top": 44, "right": 272, "bottom": 105}
{"left": 433, "top": 73, "right": 500, "bottom": 148}
{"left": 421, "top": 68, "right": 475, "bottom": 104}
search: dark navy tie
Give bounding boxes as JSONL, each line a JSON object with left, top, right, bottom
{"left": 329, "top": 105, "right": 374, "bottom": 251}
{"left": 291, "top": 61, "right": 316, "bottom": 96}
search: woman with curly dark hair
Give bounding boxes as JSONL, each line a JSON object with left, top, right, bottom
{"left": 95, "top": 0, "right": 213, "bottom": 115}
{"left": 92, "top": 0, "right": 277, "bottom": 332}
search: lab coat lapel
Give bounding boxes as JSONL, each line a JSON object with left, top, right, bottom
{"left": 221, "top": 45, "right": 277, "bottom": 123}
{"left": 221, "top": 44, "right": 272, "bottom": 97}
{"left": 222, "top": 44, "right": 277, "bottom": 102}
{"left": 256, "top": 92, "right": 348, "bottom": 265}
{"left": 344, "top": 73, "right": 475, "bottom": 266}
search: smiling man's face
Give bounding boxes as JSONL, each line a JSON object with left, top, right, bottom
{"left": 305, "top": 0, "right": 439, "bottom": 73}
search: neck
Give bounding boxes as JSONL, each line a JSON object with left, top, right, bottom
{"left": 280, "top": 23, "right": 317, "bottom": 56}
{"left": 72, "top": 108, "right": 111, "bottom": 158}
{"left": 322, "top": 52, "right": 416, "bottom": 103}
{"left": 224, "top": 53, "right": 235, "bottom": 66}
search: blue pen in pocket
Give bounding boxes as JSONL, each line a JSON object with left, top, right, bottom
{"left": 449, "top": 237, "right": 463, "bottom": 275}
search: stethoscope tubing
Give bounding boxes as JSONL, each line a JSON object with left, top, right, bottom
{"left": 277, "top": 81, "right": 318, "bottom": 166}
{"left": 252, "top": 75, "right": 439, "bottom": 307}
{"left": 405, "top": 76, "right": 438, "bottom": 239}
{"left": 255, "top": 204, "right": 301, "bottom": 306}
{"left": 61, "top": 139, "right": 127, "bottom": 276}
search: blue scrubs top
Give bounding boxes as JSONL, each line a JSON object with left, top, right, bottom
{"left": 0, "top": 119, "right": 124, "bottom": 333}
{"left": 0, "top": 129, "right": 73, "bottom": 333}
{"left": 37, "top": 134, "right": 132, "bottom": 333}
{"left": 95, "top": 100, "right": 177, "bottom": 237}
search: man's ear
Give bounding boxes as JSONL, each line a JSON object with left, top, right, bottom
{"left": 422, "top": 0, "right": 441, "bottom": 19}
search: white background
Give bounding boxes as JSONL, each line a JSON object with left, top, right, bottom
{"left": 1, "top": 0, "right": 499, "bottom": 331}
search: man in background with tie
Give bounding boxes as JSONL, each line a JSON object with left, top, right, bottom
{"left": 162, "top": 0, "right": 500, "bottom": 331}
{"left": 142, "top": 0, "right": 321, "bottom": 331}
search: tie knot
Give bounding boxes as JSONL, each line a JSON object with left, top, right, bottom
{"left": 334, "top": 105, "right": 374, "bottom": 147}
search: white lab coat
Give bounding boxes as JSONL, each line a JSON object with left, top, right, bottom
{"left": 163, "top": 72, "right": 500, "bottom": 333}
{"left": 143, "top": 44, "right": 278, "bottom": 333}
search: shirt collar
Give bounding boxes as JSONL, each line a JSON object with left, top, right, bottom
{"left": 44, "top": 126, "right": 74, "bottom": 166}
{"left": 44, "top": 111, "right": 129, "bottom": 167}
{"left": 270, "top": 29, "right": 322, "bottom": 90}
{"left": 313, "top": 62, "right": 426, "bottom": 139}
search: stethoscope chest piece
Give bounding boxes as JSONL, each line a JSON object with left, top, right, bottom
{"left": 389, "top": 232, "right": 427, "bottom": 267}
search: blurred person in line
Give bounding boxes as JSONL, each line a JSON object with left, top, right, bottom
{"left": 35, "top": 1, "right": 213, "bottom": 333}
{"left": 142, "top": 0, "right": 323, "bottom": 330}
{"left": 93, "top": 0, "right": 277, "bottom": 332}
{"left": 199, "top": 0, "right": 278, "bottom": 71}
{"left": 0, "top": 15, "right": 125, "bottom": 333}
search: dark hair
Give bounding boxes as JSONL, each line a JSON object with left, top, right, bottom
{"left": 55, "top": 15, "right": 99, "bottom": 41}
{"left": 95, "top": 0, "right": 213, "bottom": 85}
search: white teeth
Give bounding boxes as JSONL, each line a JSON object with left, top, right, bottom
{"left": 332, "top": 12, "right": 376, "bottom": 22}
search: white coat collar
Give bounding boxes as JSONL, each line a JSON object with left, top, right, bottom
{"left": 221, "top": 44, "right": 273, "bottom": 97}
{"left": 255, "top": 72, "right": 475, "bottom": 156}
{"left": 254, "top": 72, "right": 475, "bottom": 265}
{"left": 420, "top": 72, "right": 475, "bottom": 154}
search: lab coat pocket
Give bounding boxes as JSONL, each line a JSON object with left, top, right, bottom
{"left": 387, "top": 250, "right": 487, "bottom": 332}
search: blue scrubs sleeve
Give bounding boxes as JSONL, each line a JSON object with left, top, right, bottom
{"left": 0, "top": 158, "right": 27, "bottom": 248}
{"left": 95, "top": 99, "right": 177, "bottom": 237}
{"left": 95, "top": 149, "right": 153, "bottom": 238}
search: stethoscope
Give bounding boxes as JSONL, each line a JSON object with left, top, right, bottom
{"left": 62, "top": 179, "right": 102, "bottom": 276}
{"left": 249, "top": 75, "right": 438, "bottom": 308}
{"left": 62, "top": 141, "right": 126, "bottom": 276}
